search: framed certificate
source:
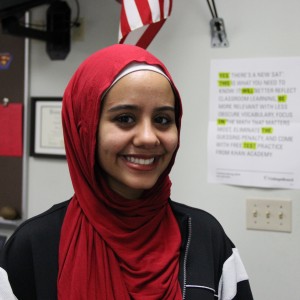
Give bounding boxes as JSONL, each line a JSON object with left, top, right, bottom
{"left": 30, "top": 97, "right": 66, "bottom": 158}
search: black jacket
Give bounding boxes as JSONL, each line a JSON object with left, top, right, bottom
{"left": 0, "top": 200, "right": 253, "bottom": 300}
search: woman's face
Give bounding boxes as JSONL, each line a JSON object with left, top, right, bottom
{"left": 97, "top": 70, "right": 178, "bottom": 199}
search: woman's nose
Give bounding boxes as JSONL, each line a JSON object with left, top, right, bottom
{"left": 133, "top": 120, "right": 160, "bottom": 148}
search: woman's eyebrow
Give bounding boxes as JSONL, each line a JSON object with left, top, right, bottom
{"left": 107, "top": 104, "right": 139, "bottom": 112}
{"left": 107, "top": 105, "right": 175, "bottom": 113}
{"left": 154, "top": 106, "right": 175, "bottom": 112}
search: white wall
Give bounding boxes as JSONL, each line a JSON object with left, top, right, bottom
{"left": 8, "top": 0, "right": 300, "bottom": 299}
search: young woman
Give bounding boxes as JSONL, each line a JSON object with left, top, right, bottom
{"left": 0, "top": 44, "right": 253, "bottom": 300}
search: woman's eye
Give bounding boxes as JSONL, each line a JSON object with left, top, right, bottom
{"left": 155, "top": 115, "right": 171, "bottom": 125}
{"left": 115, "top": 114, "right": 135, "bottom": 125}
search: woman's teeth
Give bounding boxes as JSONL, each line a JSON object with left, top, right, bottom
{"left": 125, "top": 156, "right": 155, "bottom": 165}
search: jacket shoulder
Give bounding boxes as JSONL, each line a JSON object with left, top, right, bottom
{"left": 170, "top": 200, "right": 229, "bottom": 238}
{"left": 10, "top": 200, "right": 69, "bottom": 239}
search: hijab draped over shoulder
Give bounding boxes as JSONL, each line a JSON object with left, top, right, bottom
{"left": 59, "top": 44, "right": 183, "bottom": 299}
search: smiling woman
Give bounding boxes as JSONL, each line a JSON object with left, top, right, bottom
{"left": 0, "top": 44, "right": 253, "bottom": 300}
{"left": 98, "top": 68, "right": 178, "bottom": 199}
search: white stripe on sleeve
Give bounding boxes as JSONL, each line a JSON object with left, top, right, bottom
{"left": 0, "top": 268, "right": 17, "bottom": 300}
{"left": 218, "top": 248, "right": 249, "bottom": 300}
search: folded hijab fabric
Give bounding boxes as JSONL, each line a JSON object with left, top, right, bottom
{"left": 59, "top": 44, "right": 183, "bottom": 299}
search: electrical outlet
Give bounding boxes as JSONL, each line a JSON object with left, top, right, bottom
{"left": 246, "top": 198, "right": 292, "bottom": 232}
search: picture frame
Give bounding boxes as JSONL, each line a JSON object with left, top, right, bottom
{"left": 30, "top": 97, "right": 66, "bottom": 158}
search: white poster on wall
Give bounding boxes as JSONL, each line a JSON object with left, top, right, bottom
{"left": 208, "top": 57, "right": 300, "bottom": 189}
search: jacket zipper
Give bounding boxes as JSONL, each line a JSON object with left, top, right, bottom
{"left": 182, "top": 217, "right": 192, "bottom": 300}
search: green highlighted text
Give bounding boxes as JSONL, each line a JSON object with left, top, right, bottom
{"left": 241, "top": 88, "right": 255, "bottom": 94}
{"left": 217, "top": 119, "right": 227, "bottom": 125}
{"left": 261, "top": 127, "right": 273, "bottom": 134}
{"left": 218, "top": 80, "right": 232, "bottom": 87}
{"left": 277, "top": 95, "right": 287, "bottom": 102}
{"left": 243, "top": 142, "right": 257, "bottom": 150}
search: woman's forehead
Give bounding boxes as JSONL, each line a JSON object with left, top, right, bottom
{"left": 103, "top": 70, "right": 174, "bottom": 103}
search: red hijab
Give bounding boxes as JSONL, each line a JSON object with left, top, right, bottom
{"left": 58, "top": 44, "right": 183, "bottom": 299}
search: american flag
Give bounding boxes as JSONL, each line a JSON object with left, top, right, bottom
{"left": 117, "top": 0, "right": 173, "bottom": 49}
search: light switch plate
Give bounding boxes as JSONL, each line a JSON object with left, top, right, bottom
{"left": 246, "top": 198, "right": 292, "bottom": 232}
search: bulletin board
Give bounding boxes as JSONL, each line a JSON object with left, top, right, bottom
{"left": 0, "top": 20, "right": 26, "bottom": 225}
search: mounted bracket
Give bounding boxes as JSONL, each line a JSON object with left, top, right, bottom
{"left": 0, "top": 1, "right": 71, "bottom": 60}
{"left": 210, "top": 17, "right": 229, "bottom": 48}
{"left": 2, "top": 16, "right": 50, "bottom": 41}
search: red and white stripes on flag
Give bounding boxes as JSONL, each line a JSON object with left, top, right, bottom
{"left": 118, "top": 0, "right": 173, "bottom": 49}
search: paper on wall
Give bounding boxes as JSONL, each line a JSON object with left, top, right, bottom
{"left": 208, "top": 57, "right": 300, "bottom": 189}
